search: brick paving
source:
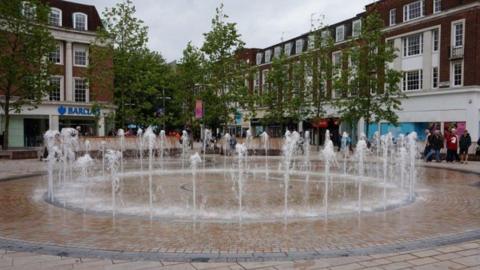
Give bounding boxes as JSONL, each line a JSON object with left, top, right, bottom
{"left": 0, "top": 239, "right": 480, "bottom": 269}
{"left": 0, "top": 158, "right": 479, "bottom": 269}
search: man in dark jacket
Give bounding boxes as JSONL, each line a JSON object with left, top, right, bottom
{"left": 459, "top": 130, "right": 472, "bottom": 164}
{"left": 425, "top": 130, "right": 443, "bottom": 162}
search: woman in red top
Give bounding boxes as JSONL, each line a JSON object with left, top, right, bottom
{"left": 445, "top": 128, "right": 459, "bottom": 162}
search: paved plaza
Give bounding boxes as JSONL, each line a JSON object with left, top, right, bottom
{"left": 0, "top": 158, "right": 479, "bottom": 269}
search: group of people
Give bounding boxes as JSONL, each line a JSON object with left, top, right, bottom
{"left": 424, "top": 128, "right": 477, "bottom": 164}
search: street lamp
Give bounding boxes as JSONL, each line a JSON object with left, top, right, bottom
{"left": 161, "top": 88, "right": 171, "bottom": 131}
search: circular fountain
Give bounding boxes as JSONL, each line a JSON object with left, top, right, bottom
{"left": 45, "top": 129, "right": 417, "bottom": 222}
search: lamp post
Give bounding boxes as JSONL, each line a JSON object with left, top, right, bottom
{"left": 160, "top": 88, "right": 171, "bottom": 131}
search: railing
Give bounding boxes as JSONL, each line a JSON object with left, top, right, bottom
{"left": 450, "top": 46, "right": 464, "bottom": 60}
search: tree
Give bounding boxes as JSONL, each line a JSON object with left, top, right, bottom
{"left": 261, "top": 54, "right": 289, "bottom": 127}
{"left": 305, "top": 25, "right": 335, "bottom": 148}
{"left": 171, "top": 42, "right": 205, "bottom": 132}
{"left": 98, "top": 0, "right": 149, "bottom": 128}
{"left": 200, "top": 4, "right": 249, "bottom": 133}
{"left": 335, "top": 12, "right": 403, "bottom": 139}
{"left": 0, "top": 0, "right": 55, "bottom": 149}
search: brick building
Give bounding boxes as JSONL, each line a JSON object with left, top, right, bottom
{"left": 240, "top": 0, "right": 480, "bottom": 146}
{"left": 0, "top": 0, "right": 114, "bottom": 148}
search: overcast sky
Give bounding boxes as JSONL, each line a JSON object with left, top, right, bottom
{"left": 73, "top": 0, "right": 374, "bottom": 62}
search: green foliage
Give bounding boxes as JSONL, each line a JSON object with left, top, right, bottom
{"left": 98, "top": 0, "right": 170, "bottom": 129}
{"left": 0, "top": 0, "right": 55, "bottom": 148}
{"left": 200, "top": 4, "right": 250, "bottom": 131}
{"left": 170, "top": 43, "right": 205, "bottom": 130}
{"left": 334, "top": 12, "right": 404, "bottom": 138}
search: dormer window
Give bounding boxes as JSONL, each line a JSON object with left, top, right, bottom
{"left": 284, "top": 42, "right": 292, "bottom": 57}
{"left": 295, "top": 39, "right": 304, "bottom": 54}
{"left": 352, "top": 20, "right": 362, "bottom": 37}
{"left": 321, "top": 30, "right": 330, "bottom": 46}
{"left": 336, "top": 25, "right": 345, "bottom": 42}
{"left": 73, "top": 12, "right": 88, "bottom": 31}
{"left": 49, "top": 8, "right": 62, "bottom": 26}
{"left": 308, "top": 34, "right": 315, "bottom": 50}
{"left": 265, "top": 50, "right": 272, "bottom": 63}
{"left": 274, "top": 46, "right": 282, "bottom": 58}
{"left": 433, "top": 0, "right": 441, "bottom": 13}
{"left": 256, "top": 52, "right": 263, "bottom": 65}
{"left": 403, "top": 0, "right": 425, "bottom": 22}
{"left": 22, "top": 1, "right": 36, "bottom": 19}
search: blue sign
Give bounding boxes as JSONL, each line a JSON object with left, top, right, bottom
{"left": 57, "top": 105, "right": 99, "bottom": 116}
{"left": 235, "top": 112, "right": 242, "bottom": 125}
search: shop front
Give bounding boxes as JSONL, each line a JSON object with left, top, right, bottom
{"left": 0, "top": 103, "right": 114, "bottom": 148}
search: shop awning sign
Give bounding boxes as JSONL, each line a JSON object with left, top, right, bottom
{"left": 58, "top": 105, "right": 99, "bottom": 116}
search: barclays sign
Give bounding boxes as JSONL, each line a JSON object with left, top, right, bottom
{"left": 57, "top": 105, "right": 100, "bottom": 116}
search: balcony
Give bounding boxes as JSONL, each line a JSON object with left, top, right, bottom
{"left": 450, "top": 46, "right": 464, "bottom": 60}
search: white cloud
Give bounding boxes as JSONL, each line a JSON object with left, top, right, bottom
{"left": 72, "top": 0, "right": 373, "bottom": 61}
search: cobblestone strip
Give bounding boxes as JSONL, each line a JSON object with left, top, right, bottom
{"left": 1, "top": 230, "right": 480, "bottom": 263}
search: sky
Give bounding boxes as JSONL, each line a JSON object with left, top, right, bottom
{"left": 73, "top": 0, "right": 374, "bottom": 62}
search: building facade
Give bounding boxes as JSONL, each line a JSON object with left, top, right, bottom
{"left": 0, "top": 0, "right": 114, "bottom": 148}
{"left": 241, "top": 0, "right": 480, "bottom": 146}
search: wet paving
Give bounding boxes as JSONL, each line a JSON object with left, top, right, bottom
{"left": 0, "top": 157, "right": 479, "bottom": 262}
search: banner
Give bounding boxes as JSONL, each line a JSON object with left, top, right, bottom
{"left": 195, "top": 100, "right": 203, "bottom": 119}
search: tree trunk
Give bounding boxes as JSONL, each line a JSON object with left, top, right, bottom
{"left": 2, "top": 95, "right": 10, "bottom": 150}
{"left": 365, "top": 119, "right": 370, "bottom": 141}
{"left": 316, "top": 127, "right": 321, "bottom": 151}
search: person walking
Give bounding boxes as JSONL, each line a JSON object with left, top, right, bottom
{"left": 445, "top": 128, "right": 459, "bottom": 162}
{"left": 459, "top": 130, "right": 472, "bottom": 164}
{"left": 423, "top": 129, "right": 432, "bottom": 161}
{"left": 425, "top": 130, "right": 443, "bottom": 162}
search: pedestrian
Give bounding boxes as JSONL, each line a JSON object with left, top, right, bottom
{"left": 459, "top": 130, "right": 472, "bottom": 164}
{"left": 445, "top": 128, "right": 459, "bottom": 162}
{"left": 425, "top": 130, "right": 443, "bottom": 162}
{"left": 476, "top": 137, "right": 480, "bottom": 156}
{"left": 229, "top": 135, "right": 237, "bottom": 154}
{"left": 423, "top": 129, "right": 431, "bottom": 161}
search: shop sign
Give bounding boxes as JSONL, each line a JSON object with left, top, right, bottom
{"left": 312, "top": 118, "right": 329, "bottom": 128}
{"left": 58, "top": 105, "right": 99, "bottom": 116}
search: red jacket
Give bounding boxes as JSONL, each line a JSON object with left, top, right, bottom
{"left": 446, "top": 134, "right": 458, "bottom": 150}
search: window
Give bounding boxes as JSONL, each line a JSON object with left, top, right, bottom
{"left": 284, "top": 42, "right": 292, "bottom": 57}
{"left": 253, "top": 72, "right": 260, "bottom": 94}
{"left": 453, "top": 62, "right": 463, "bottom": 86}
{"left": 274, "top": 46, "right": 282, "bottom": 58}
{"left": 402, "top": 33, "right": 423, "bottom": 57}
{"left": 49, "top": 43, "right": 62, "bottom": 64}
{"left": 73, "top": 12, "right": 87, "bottom": 31}
{"left": 403, "top": 0, "right": 424, "bottom": 22}
{"left": 308, "top": 34, "right": 315, "bottom": 50}
{"left": 49, "top": 8, "right": 62, "bottom": 26}
{"left": 453, "top": 22, "right": 464, "bottom": 47}
{"left": 403, "top": 70, "right": 423, "bottom": 91}
{"left": 265, "top": 50, "right": 272, "bottom": 63}
{"left": 74, "top": 45, "right": 88, "bottom": 66}
{"left": 256, "top": 52, "right": 263, "bottom": 65}
{"left": 433, "top": 0, "right": 441, "bottom": 13}
{"left": 295, "top": 39, "right": 304, "bottom": 54}
{"left": 74, "top": 78, "right": 88, "bottom": 102}
{"left": 49, "top": 77, "right": 61, "bottom": 101}
{"left": 262, "top": 70, "right": 269, "bottom": 93}
{"left": 389, "top": 9, "right": 396, "bottom": 26}
{"left": 432, "top": 67, "right": 439, "bottom": 88}
{"left": 332, "top": 51, "right": 342, "bottom": 79}
{"left": 432, "top": 29, "right": 439, "bottom": 51}
{"left": 321, "top": 30, "right": 330, "bottom": 46}
{"left": 22, "top": 1, "right": 36, "bottom": 19}
{"left": 352, "top": 20, "right": 362, "bottom": 37}
{"left": 336, "top": 25, "right": 345, "bottom": 42}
